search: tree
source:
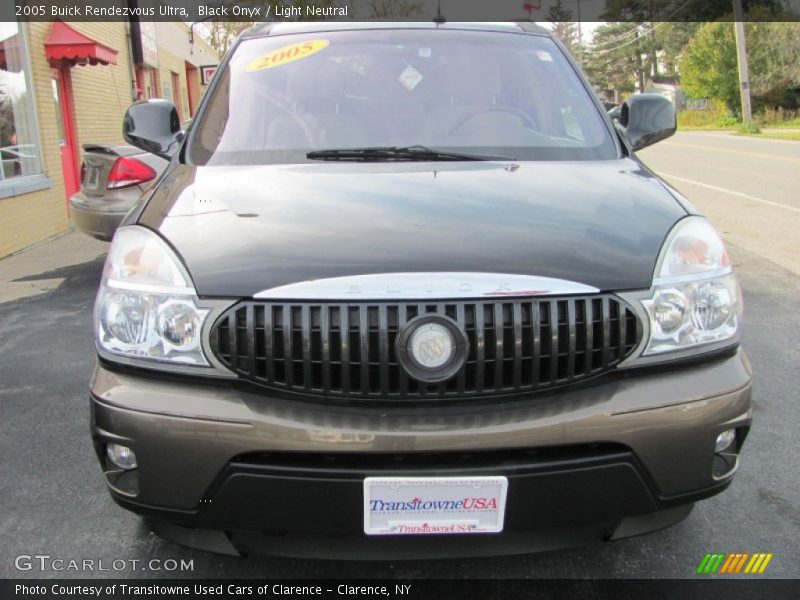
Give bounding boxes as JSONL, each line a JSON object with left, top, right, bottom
{"left": 653, "top": 22, "right": 701, "bottom": 76}
{"left": 603, "top": 0, "right": 785, "bottom": 22}
{"left": 582, "top": 22, "right": 647, "bottom": 102}
{"left": 546, "top": 1, "right": 579, "bottom": 58}
{"left": 203, "top": 21, "right": 253, "bottom": 56}
{"left": 679, "top": 20, "right": 800, "bottom": 112}
{"left": 679, "top": 22, "right": 739, "bottom": 111}
{"left": 0, "top": 95, "right": 17, "bottom": 147}
{"left": 747, "top": 21, "right": 800, "bottom": 107}
{"left": 366, "top": 0, "right": 423, "bottom": 17}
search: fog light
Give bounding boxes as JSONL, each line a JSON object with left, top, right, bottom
{"left": 106, "top": 443, "right": 138, "bottom": 470}
{"left": 715, "top": 429, "right": 736, "bottom": 453}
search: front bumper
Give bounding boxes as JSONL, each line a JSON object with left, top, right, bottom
{"left": 90, "top": 350, "right": 752, "bottom": 558}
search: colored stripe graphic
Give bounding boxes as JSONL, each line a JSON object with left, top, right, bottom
{"left": 744, "top": 553, "right": 774, "bottom": 574}
{"left": 697, "top": 553, "right": 727, "bottom": 574}
{"left": 733, "top": 553, "right": 750, "bottom": 573}
{"left": 698, "top": 553, "right": 773, "bottom": 574}
{"left": 710, "top": 554, "right": 726, "bottom": 573}
{"left": 696, "top": 554, "right": 713, "bottom": 574}
{"left": 719, "top": 554, "right": 736, "bottom": 574}
{"left": 759, "top": 554, "right": 774, "bottom": 573}
{"left": 720, "top": 553, "right": 750, "bottom": 574}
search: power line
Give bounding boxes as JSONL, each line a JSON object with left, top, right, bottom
{"left": 590, "top": 24, "right": 653, "bottom": 55}
{"left": 587, "top": 0, "right": 695, "bottom": 54}
{"left": 590, "top": 24, "right": 647, "bottom": 48}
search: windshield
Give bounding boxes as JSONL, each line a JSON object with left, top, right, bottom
{"left": 188, "top": 29, "right": 618, "bottom": 165}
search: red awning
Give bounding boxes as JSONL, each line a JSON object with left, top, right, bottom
{"left": 44, "top": 22, "right": 118, "bottom": 66}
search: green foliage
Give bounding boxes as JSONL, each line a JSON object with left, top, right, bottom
{"left": 653, "top": 22, "right": 701, "bottom": 75}
{"left": 677, "top": 105, "right": 799, "bottom": 130}
{"left": 736, "top": 122, "right": 761, "bottom": 134}
{"left": 754, "top": 107, "right": 800, "bottom": 127}
{"left": 203, "top": 21, "right": 253, "bottom": 56}
{"left": 547, "top": 0, "right": 579, "bottom": 58}
{"left": 366, "top": 0, "right": 423, "bottom": 18}
{"left": 679, "top": 22, "right": 740, "bottom": 112}
{"left": 714, "top": 114, "right": 741, "bottom": 128}
{"left": 583, "top": 22, "right": 648, "bottom": 99}
{"left": 679, "top": 20, "right": 800, "bottom": 113}
{"left": 602, "top": 0, "right": 785, "bottom": 22}
{"left": 0, "top": 97, "right": 16, "bottom": 147}
{"left": 583, "top": 20, "right": 700, "bottom": 99}
{"left": 747, "top": 21, "right": 800, "bottom": 105}
{"left": 676, "top": 101, "right": 728, "bottom": 128}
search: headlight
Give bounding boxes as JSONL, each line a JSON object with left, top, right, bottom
{"left": 94, "top": 226, "right": 209, "bottom": 366}
{"left": 640, "top": 217, "right": 742, "bottom": 356}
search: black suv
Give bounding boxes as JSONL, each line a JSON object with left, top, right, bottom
{"left": 90, "top": 22, "right": 751, "bottom": 559}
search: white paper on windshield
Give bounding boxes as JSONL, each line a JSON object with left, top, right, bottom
{"left": 398, "top": 65, "right": 424, "bottom": 91}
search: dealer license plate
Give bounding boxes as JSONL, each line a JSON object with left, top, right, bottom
{"left": 363, "top": 476, "right": 508, "bottom": 535}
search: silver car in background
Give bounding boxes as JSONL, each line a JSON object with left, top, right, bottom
{"left": 69, "top": 143, "right": 166, "bottom": 241}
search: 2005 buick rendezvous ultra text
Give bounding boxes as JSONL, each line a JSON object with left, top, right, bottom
{"left": 89, "top": 22, "right": 752, "bottom": 558}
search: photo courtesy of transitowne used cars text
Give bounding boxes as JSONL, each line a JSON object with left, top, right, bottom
{"left": 89, "top": 22, "right": 751, "bottom": 559}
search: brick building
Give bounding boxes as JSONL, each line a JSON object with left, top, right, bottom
{"left": 0, "top": 20, "right": 219, "bottom": 257}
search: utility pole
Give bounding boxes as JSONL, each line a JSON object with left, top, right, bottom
{"left": 649, "top": 0, "right": 657, "bottom": 78}
{"left": 732, "top": 0, "right": 753, "bottom": 125}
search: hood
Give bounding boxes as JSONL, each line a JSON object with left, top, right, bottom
{"left": 137, "top": 159, "right": 686, "bottom": 297}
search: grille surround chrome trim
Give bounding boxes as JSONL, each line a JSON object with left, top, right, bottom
{"left": 253, "top": 272, "right": 600, "bottom": 300}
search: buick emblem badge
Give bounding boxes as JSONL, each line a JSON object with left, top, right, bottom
{"left": 409, "top": 324, "right": 454, "bottom": 369}
{"left": 397, "top": 316, "right": 468, "bottom": 383}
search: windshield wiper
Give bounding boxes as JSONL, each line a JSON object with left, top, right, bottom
{"left": 306, "top": 145, "right": 513, "bottom": 162}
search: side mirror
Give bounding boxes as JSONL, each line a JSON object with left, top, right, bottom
{"left": 616, "top": 93, "right": 676, "bottom": 151}
{"left": 123, "top": 99, "right": 183, "bottom": 159}
{"left": 607, "top": 105, "right": 622, "bottom": 124}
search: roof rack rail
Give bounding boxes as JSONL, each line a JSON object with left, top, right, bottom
{"left": 240, "top": 22, "right": 277, "bottom": 39}
{"left": 515, "top": 21, "right": 550, "bottom": 35}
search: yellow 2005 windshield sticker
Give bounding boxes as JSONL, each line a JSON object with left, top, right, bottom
{"left": 246, "top": 40, "right": 330, "bottom": 71}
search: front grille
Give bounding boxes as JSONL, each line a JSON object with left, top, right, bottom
{"left": 209, "top": 296, "right": 641, "bottom": 401}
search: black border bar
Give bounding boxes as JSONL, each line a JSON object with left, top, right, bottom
{"left": 5, "top": 0, "right": 800, "bottom": 23}
{"left": 3, "top": 579, "right": 800, "bottom": 600}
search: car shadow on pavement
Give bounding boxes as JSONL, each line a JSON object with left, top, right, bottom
{"left": 10, "top": 254, "right": 106, "bottom": 286}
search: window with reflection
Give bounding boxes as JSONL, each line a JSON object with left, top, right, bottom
{"left": 0, "top": 22, "right": 43, "bottom": 183}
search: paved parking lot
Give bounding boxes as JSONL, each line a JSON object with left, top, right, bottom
{"left": 0, "top": 132, "right": 798, "bottom": 579}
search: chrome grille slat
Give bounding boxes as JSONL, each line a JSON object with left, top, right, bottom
{"left": 320, "top": 305, "right": 331, "bottom": 393}
{"left": 512, "top": 303, "right": 522, "bottom": 389}
{"left": 397, "top": 306, "right": 409, "bottom": 396}
{"left": 531, "top": 301, "right": 540, "bottom": 387}
{"left": 340, "top": 305, "right": 350, "bottom": 395}
{"left": 455, "top": 304, "right": 467, "bottom": 394}
{"left": 282, "top": 305, "right": 293, "bottom": 387}
{"left": 358, "top": 305, "right": 369, "bottom": 395}
{"left": 210, "top": 295, "right": 641, "bottom": 401}
{"left": 475, "top": 304, "right": 485, "bottom": 393}
{"left": 548, "top": 300, "right": 558, "bottom": 386}
{"left": 601, "top": 296, "right": 611, "bottom": 368}
{"left": 566, "top": 299, "right": 576, "bottom": 380}
{"left": 584, "top": 299, "right": 594, "bottom": 374}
